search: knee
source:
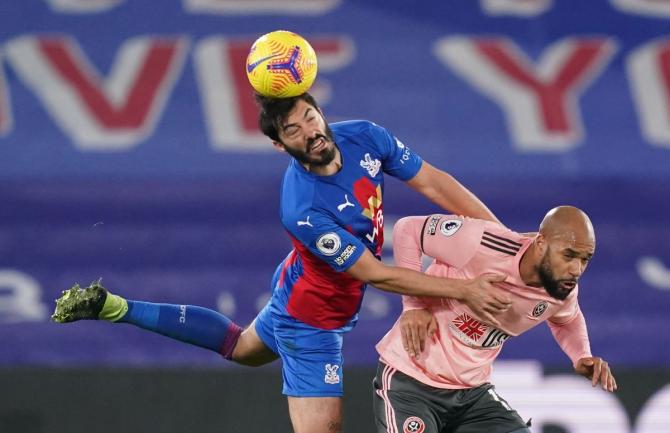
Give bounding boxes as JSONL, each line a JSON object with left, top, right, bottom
{"left": 232, "top": 349, "right": 268, "bottom": 367}
{"left": 229, "top": 329, "right": 277, "bottom": 366}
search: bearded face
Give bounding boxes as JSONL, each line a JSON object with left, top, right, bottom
{"left": 537, "top": 246, "right": 578, "bottom": 300}
{"left": 281, "top": 123, "right": 337, "bottom": 167}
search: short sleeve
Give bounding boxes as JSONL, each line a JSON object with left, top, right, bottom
{"left": 367, "top": 123, "right": 423, "bottom": 180}
{"left": 285, "top": 211, "right": 366, "bottom": 272}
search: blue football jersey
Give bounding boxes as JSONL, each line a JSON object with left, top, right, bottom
{"left": 275, "top": 120, "right": 423, "bottom": 330}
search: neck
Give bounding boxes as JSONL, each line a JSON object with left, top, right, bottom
{"left": 303, "top": 147, "right": 342, "bottom": 176}
{"left": 519, "top": 240, "right": 542, "bottom": 287}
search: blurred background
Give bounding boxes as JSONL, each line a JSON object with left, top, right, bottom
{"left": 1, "top": 0, "right": 669, "bottom": 432}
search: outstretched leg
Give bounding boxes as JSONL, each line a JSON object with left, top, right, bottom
{"left": 52, "top": 280, "right": 278, "bottom": 366}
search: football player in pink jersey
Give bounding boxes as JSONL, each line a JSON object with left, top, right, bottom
{"left": 374, "top": 206, "right": 616, "bottom": 433}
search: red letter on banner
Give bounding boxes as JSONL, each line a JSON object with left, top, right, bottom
{"left": 434, "top": 36, "right": 616, "bottom": 152}
{"left": 628, "top": 39, "right": 670, "bottom": 148}
{"left": 5, "top": 35, "right": 187, "bottom": 150}
{"left": 194, "top": 36, "right": 354, "bottom": 151}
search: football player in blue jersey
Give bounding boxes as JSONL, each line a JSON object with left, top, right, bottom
{"left": 53, "top": 92, "right": 513, "bottom": 433}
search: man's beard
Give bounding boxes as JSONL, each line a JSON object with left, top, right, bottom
{"left": 537, "top": 252, "right": 576, "bottom": 300}
{"left": 283, "top": 125, "right": 337, "bottom": 167}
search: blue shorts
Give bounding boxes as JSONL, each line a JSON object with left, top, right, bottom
{"left": 255, "top": 296, "right": 346, "bottom": 397}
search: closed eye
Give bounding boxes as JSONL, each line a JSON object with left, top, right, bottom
{"left": 284, "top": 126, "right": 299, "bottom": 136}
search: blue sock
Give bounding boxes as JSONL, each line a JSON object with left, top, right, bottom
{"left": 119, "top": 301, "right": 242, "bottom": 359}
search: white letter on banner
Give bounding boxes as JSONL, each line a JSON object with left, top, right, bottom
{"left": 628, "top": 39, "right": 670, "bottom": 148}
{"left": 635, "top": 383, "right": 670, "bottom": 433}
{"left": 0, "top": 50, "right": 13, "bottom": 136}
{"left": 0, "top": 270, "right": 47, "bottom": 323}
{"left": 183, "top": 0, "right": 340, "bottom": 15}
{"left": 493, "top": 361, "right": 629, "bottom": 433}
{"left": 636, "top": 256, "right": 670, "bottom": 289}
{"left": 44, "top": 0, "right": 125, "bottom": 13}
{"left": 480, "top": 0, "right": 553, "bottom": 17}
{"left": 5, "top": 35, "right": 188, "bottom": 150}
{"left": 433, "top": 36, "right": 616, "bottom": 152}
{"left": 610, "top": 0, "right": 670, "bottom": 18}
{"left": 194, "top": 35, "right": 353, "bottom": 151}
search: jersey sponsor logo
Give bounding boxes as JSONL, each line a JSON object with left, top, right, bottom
{"left": 297, "top": 215, "right": 313, "bottom": 227}
{"left": 403, "top": 416, "right": 425, "bottom": 433}
{"left": 336, "top": 194, "right": 354, "bottom": 212}
{"left": 425, "top": 215, "right": 442, "bottom": 236}
{"left": 439, "top": 219, "right": 462, "bottom": 236}
{"left": 481, "top": 328, "right": 511, "bottom": 348}
{"left": 324, "top": 363, "right": 340, "bottom": 384}
{"left": 450, "top": 312, "right": 511, "bottom": 349}
{"left": 353, "top": 177, "right": 384, "bottom": 256}
{"left": 532, "top": 300, "right": 548, "bottom": 317}
{"left": 334, "top": 244, "right": 357, "bottom": 265}
{"left": 360, "top": 153, "right": 381, "bottom": 177}
{"left": 451, "top": 313, "right": 488, "bottom": 341}
{"left": 395, "top": 138, "right": 412, "bottom": 164}
{"left": 316, "top": 232, "right": 341, "bottom": 256}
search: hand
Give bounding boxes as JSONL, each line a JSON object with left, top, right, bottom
{"left": 399, "top": 309, "right": 437, "bottom": 358}
{"left": 574, "top": 356, "right": 618, "bottom": 392}
{"left": 459, "top": 273, "right": 512, "bottom": 327}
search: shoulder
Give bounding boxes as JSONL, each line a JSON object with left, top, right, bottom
{"left": 481, "top": 221, "right": 527, "bottom": 245}
{"left": 331, "top": 120, "right": 392, "bottom": 144}
{"left": 479, "top": 221, "right": 531, "bottom": 258}
{"left": 330, "top": 119, "right": 378, "bottom": 136}
{"left": 419, "top": 215, "right": 487, "bottom": 268}
{"left": 332, "top": 120, "right": 396, "bottom": 158}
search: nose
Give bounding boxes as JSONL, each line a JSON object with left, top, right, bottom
{"left": 568, "top": 259, "right": 583, "bottom": 278}
{"left": 306, "top": 127, "right": 320, "bottom": 140}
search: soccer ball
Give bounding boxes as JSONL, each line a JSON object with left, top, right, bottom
{"left": 245, "top": 30, "right": 318, "bottom": 98}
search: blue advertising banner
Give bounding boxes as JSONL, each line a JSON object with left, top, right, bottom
{"left": 0, "top": 0, "right": 668, "bottom": 367}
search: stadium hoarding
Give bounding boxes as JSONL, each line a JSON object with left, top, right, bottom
{"left": 0, "top": 1, "right": 668, "bottom": 368}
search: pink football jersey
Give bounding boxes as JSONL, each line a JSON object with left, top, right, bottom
{"left": 376, "top": 215, "right": 592, "bottom": 389}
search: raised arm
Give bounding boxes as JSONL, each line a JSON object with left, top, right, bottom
{"left": 406, "top": 161, "right": 500, "bottom": 224}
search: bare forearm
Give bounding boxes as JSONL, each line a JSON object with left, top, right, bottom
{"left": 407, "top": 162, "right": 500, "bottom": 224}
{"left": 347, "top": 249, "right": 510, "bottom": 327}
{"left": 429, "top": 172, "right": 499, "bottom": 223}
{"left": 367, "top": 262, "right": 465, "bottom": 299}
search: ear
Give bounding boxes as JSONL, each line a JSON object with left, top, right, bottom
{"left": 535, "top": 233, "right": 548, "bottom": 256}
{"left": 272, "top": 141, "right": 286, "bottom": 153}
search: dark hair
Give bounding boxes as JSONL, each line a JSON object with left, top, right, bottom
{"left": 255, "top": 92, "right": 320, "bottom": 142}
